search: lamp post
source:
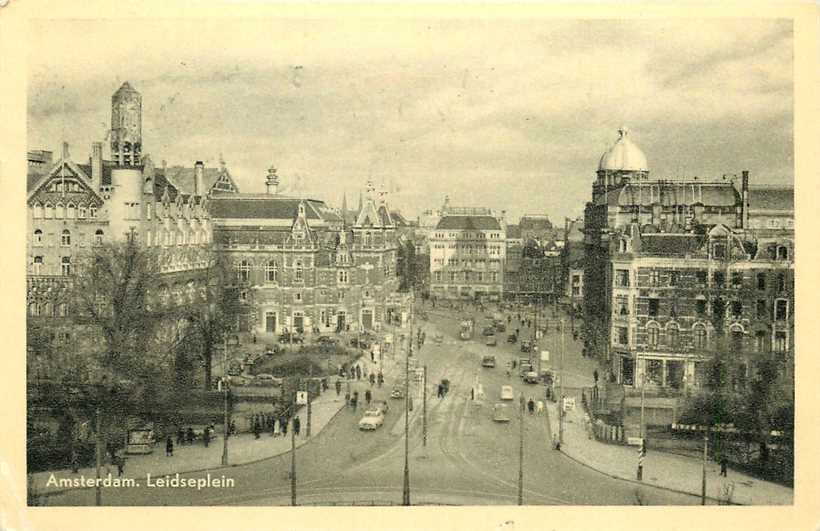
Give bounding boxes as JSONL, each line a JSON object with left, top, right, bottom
{"left": 559, "top": 318, "right": 565, "bottom": 444}
{"left": 701, "top": 432, "right": 708, "bottom": 505}
{"left": 221, "top": 335, "right": 229, "bottom": 466}
{"left": 291, "top": 387, "right": 297, "bottom": 506}
{"left": 518, "top": 393, "right": 525, "bottom": 505}
{"left": 638, "top": 370, "right": 646, "bottom": 481}
{"left": 422, "top": 365, "right": 428, "bottom": 448}
{"left": 402, "top": 326, "right": 412, "bottom": 506}
{"left": 94, "top": 406, "right": 102, "bottom": 506}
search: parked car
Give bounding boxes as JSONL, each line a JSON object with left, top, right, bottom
{"left": 315, "top": 336, "right": 338, "bottom": 346}
{"left": 485, "top": 335, "right": 497, "bottom": 347}
{"left": 228, "top": 375, "right": 251, "bottom": 386}
{"left": 507, "top": 334, "right": 517, "bottom": 344}
{"left": 494, "top": 322, "right": 506, "bottom": 333}
{"left": 358, "top": 409, "right": 386, "bottom": 430}
{"left": 264, "top": 345, "right": 282, "bottom": 356}
{"left": 523, "top": 371, "right": 540, "bottom": 384}
{"left": 390, "top": 385, "right": 405, "bottom": 399}
{"left": 482, "top": 326, "right": 496, "bottom": 336}
{"left": 350, "top": 337, "right": 372, "bottom": 349}
{"left": 481, "top": 355, "right": 497, "bottom": 368}
{"left": 254, "top": 373, "right": 282, "bottom": 386}
{"left": 278, "top": 332, "right": 304, "bottom": 344}
{"left": 492, "top": 403, "right": 511, "bottom": 422}
{"left": 500, "top": 385, "right": 515, "bottom": 401}
{"left": 520, "top": 340, "right": 532, "bottom": 353}
{"left": 370, "top": 400, "right": 390, "bottom": 415}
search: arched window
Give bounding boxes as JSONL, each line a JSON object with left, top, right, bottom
{"left": 58, "top": 303, "right": 68, "bottom": 317}
{"left": 33, "top": 203, "right": 43, "bottom": 218}
{"left": 66, "top": 203, "right": 76, "bottom": 219}
{"left": 29, "top": 302, "right": 40, "bottom": 317}
{"left": 239, "top": 260, "right": 251, "bottom": 283}
{"left": 61, "top": 256, "right": 71, "bottom": 276}
{"left": 89, "top": 206, "right": 97, "bottom": 218}
{"left": 693, "top": 324, "right": 707, "bottom": 349}
{"left": 44, "top": 203, "right": 54, "bottom": 219}
{"left": 61, "top": 229, "right": 71, "bottom": 246}
{"left": 78, "top": 205, "right": 87, "bottom": 219}
{"left": 95, "top": 229, "right": 104, "bottom": 245}
{"left": 32, "top": 256, "right": 43, "bottom": 275}
{"left": 647, "top": 323, "right": 660, "bottom": 347}
{"left": 55, "top": 204, "right": 65, "bottom": 219}
{"left": 755, "top": 330, "right": 768, "bottom": 353}
{"left": 265, "top": 261, "right": 278, "bottom": 283}
{"left": 777, "top": 246, "right": 789, "bottom": 260}
{"left": 295, "top": 260, "right": 303, "bottom": 282}
{"left": 146, "top": 231, "right": 152, "bottom": 247}
{"left": 667, "top": 323, "right": 680, "bottom": 348}
{"left": 33, "top": 229, "right": 43, "bottom": 245}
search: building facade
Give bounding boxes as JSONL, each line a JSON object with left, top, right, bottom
{"left": 582, "top": 128, "right": 794, "bottom": 427}
{"left": 210, "top": 174, "right": 403, "bottom": 337}
{"left": 429, "top": 212, "right": 506, "bottom": 301}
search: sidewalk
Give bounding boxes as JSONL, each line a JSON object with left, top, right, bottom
{"left": 545, "top": 400, "right": 793, "bottom": 505}
{"left": 31, "top": 384, "right": 348, "bottom": 496}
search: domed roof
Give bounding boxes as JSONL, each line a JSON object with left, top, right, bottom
{"left": 598, "top": 127, "right": 648, "bottom": 172}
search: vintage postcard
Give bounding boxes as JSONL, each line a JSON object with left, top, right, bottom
{"left": 1, "top": 1, "right": 818, "bottom": 530}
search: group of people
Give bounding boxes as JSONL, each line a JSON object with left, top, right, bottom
{"left": 250, "top": 412, "right": 295, "bottom": 439}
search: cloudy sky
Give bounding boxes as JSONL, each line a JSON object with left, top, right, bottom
{"left": 28, "top": 18, "right": 792, "bottom": 221}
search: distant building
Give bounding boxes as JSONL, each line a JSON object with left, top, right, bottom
{"left": 561, "top": 217, "right": 585, "bottom": 311}
{"left": 429, "top": 211, "right": 506, "bottom": 301}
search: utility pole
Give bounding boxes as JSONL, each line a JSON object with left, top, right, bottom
{"left": 307, "top": 387, "right": 312, "bottom": 438}
{"left": 94, "top": 406, "right": 102, "bottom": 506}
{"left": 290, "top": 388, "right": 297, "bottom": 506}
{"left": 518, "top": 393, "right": 524, "bottom": 505}
{"left": 638, "top": 370, "right": 645, "bottom": 481}
{"left": 701, "top": 432, "right": 708, "bottom": 505}
{"left": 402, "top": 326, "right": 412, "bottom": 506}
{"left": 422, "top": 364, "right": 428, "bottom": 447}
{"left": 559, "top": 318, "right": 565, "bottom": 444}
{"left": 221, "top": 335, "right": 229, "bottom": 466}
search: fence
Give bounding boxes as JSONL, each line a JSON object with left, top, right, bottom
{"left": 581, "top": 386, "right": 625, "bottom": 445}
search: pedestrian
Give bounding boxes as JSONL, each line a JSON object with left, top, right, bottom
{"left": 252, "top": 333, "right": 257, "bottom": 344}
{"left": 203, "top": 426, "right": 211, "bottom": 448}
{"left": 593, "top": 369, "right": 599, "bottom": 386}
{"left": 512, "top": 359, "right": 517, "bottom": 369}
{"left": 176, "top": 427, "right": 185, "bottom": 446}
{"left": 253, "top": 419, "right": 261, "bottom": 439}
{"left": 293, "top": 416, "right": 301, "bottom": 437}
{"left": 345, "top": 391, "right": 351, "bottom": 406}
{"left": 229, "top": 420, "right": 237, "bottom": 436}
{"left": 720, "top": 456, "right": 728, "bottom": 477}
{"left": 273, "top": 417, "right": 281, "bottom": 437}
{"left": 437, "top": 384, "right": 443, "bottom": 399}
{"left": 115, "top": 452, "right": 125, "bottom": 477}
{"left": 70, "top": 448, "right": 79, "bottom": 473}
{"left": 186, "top": 427, "right": 195, "bottom": 445}
{"left": 335, "top": 379, "right": 342, "bottom": 396}
{"left": 356, "top": 365, "right": 362, "bottom": 380}
{"left": 365, "top": 389, "right": 372, "bottom": 405}
{"left": 370, "top": 351, "right": 375, "bottom": 363}
{"left": 280, "top": 415, "right": 288, "bottom": 436}
{"left": 166, "top": 435, "right": 174, "bottom": 457}
{"left": 377, "top": 371, "right": 384, "bottom": 387}
{"left": 527, "top": 398, "right": 535, "bottom": 415}
{"left": 369, "top": 373, "right": 375, "bottom": 386}
{"left": 471, "top": 387, "right": 475, "bottom": 400}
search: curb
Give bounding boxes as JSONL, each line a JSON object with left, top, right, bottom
{"left": 35, "top": 397, "right": 348, "bottom": 499}
{"left": 542, "top": 403, "right": 743, "bottom": 505}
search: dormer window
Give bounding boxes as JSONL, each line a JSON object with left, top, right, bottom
{"left": 712, "top": 243, "right": 726, "bottom": 259}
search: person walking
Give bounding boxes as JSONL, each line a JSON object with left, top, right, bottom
{"left": 186, "top": 427, "right": 195, "bottom": 445}
{"left": 229, "top": 420, "right": 237, "bottom": 436}
{"left": 115, "top": 451, "right": 125, "bottom": 477}
{"left": 280, "top": 415, "right": 288, "bottom": 436}
{"left": 720, "top": 456, "right": 729, "bottom": 477}
{"left": 335, "top": 379, "right": 342, "bottom": 396}
{"left": 165, "top": 435, "right": 174, "bottom": 457}
{"left": 355, "top": 365, "right": 362, "bottom": 380}
{"left": 365, "top": 389, "right": 372, "bottom": 405}
{"left": 345, "top": 391, "right": 351, "bottom": 406}
{"left": 176, "top": 427, "right": 185, "bottom": 446}
{"left": 593, "top": 369, "right": 599, "bottom": 386}
{"left": 527, "top": 398, "right": 535, "bottom": 415}
{"left": 253, "top": 419, "right": 261, "bottom": 439}
{"left": 377, "top": 371, "right": 384, "bottom": 388}
{"left": 293, "top": 416, "right": 301, "bottom": 437}
{"left": 369, "top": 373, "right": 375, "bottom": 386}
{"left": 203, "top": 426, "right": 211, "bottom": 448}
{"left": 273, "top": 417, "right": 281, "bottom": 437}
{"left": 352, "top": 392, "right": 359, "bottom": 412}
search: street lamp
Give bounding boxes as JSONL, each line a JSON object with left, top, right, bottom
{"left": 518, "top": 393, "right": 525, "bottom": 505}
{"left": 221, "top": 335, "right": 229, "bottom": 467}
{"left": 402, "top": 325, "right": 412, "bottom": 506}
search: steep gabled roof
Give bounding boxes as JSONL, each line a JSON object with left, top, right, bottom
{"left": 164, "top": 164, "right": 240, "bottom": 195}
{"left": 436, "top": 215, "right": 501, "bottom": 231}
{"left": 208, "top": 195, "right": 340, "bottom": 222}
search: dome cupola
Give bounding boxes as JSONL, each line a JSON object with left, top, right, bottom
{"left": 598, "top": 127, "right": 648, "bottom": 173}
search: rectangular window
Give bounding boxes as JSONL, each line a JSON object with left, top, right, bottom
{"left": 756, "top": 300, "right": 766, "bottom": 319}
{"left": 713, "top": 243, "right": 726, "bottom": 259}
{"left": 696, "top": 300, "right": 707, "bottom": 317}
{"left": 757, "top": 273, "right": 766, "bottom": 290}
{"left": 755, "top": 331, "right": 767, "bottom": 353}
{"left": 435, "top": 271, "right": 442, "bottom": 282}
{"left": 648, "top": 298, "right": 659, "bottom": 317}
{"left": 775, "top": 300, "right": 788, "bottom": 321}
{"left": 713, "top": 271, "right": 725, "bottom": 288}
{"left": 774, "top": 331, "right": 787, "bottom": 354}
{"left": 696, "top": 271, "right": 707, "bottom": 285}
{"left": 669, "top": 271, "right": 679, "bottom": 286}
{"left": 617, "top": 327, "right": 628, "bottom": 345}
{"left": 649, "top": 270, "right": 660, "bottom": 285}
{"left": 616, "top": 269, "right": 630, "bottom": 287}
{"left": 731, "top": 272, "right": 743, "bottom": 287}
{"left": 616, "top": 296, "right": 629, "bottom": 316}
{"left": 646, "top": 359, "right": 663, "bottom": 386}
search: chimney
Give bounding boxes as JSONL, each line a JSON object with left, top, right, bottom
{"left": 740, "top": 170, "right": 750, "bottom": 229}
{"left": 194, "top": 161, "right": 205, "bottom": 197}
{"left": 266, "top": 166, "right": 279, "bottom": 195}
{"left": 62, "top": 141, "right": 70, "bottom": 160}
{"left": 91, "top": 142, "right": 103, "bottom": 191}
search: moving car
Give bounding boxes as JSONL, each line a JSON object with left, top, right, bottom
{"left": 358, "top": 409, "right": 386, "bottom": 431}
{"left": 492, "top": 403, "right": 511, "bottom": 422}
{"left": 485, "top": 335, "right": 497, "bottom": 347}
{"left": 500, "top": 385, "right": 514, "bottom": 400}
{"left": 254, "top": 373, "right": 282, "bottom": 386}
{"left": 481, "top": 355, "right": 496, "bottom": 368}
{"left": 523, "top": 371, "right": 540, "bottom": 384}
{"left": 390, "top": 384, "right": 405, "bottom": 399}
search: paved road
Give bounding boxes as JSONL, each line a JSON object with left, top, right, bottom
{"left": 47, "top": 307, "right": 703, "bottom": 506}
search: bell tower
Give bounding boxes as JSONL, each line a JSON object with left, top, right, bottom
{"left": 110, "top": 82, "right": 142, "bottom": 166}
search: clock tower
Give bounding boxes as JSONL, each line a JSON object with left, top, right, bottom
{"left": 110, "top": 81, "right": 142, "bottom": 166}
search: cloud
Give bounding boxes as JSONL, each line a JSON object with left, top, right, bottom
{"left": 27, "top": 18, "right": 793, "bottom": 221}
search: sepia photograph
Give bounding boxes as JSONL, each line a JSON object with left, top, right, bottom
{"left": 3, "top": 2, "right": 818, "bottom": 528}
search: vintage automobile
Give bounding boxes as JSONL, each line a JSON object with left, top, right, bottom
{"left": 492, "top": 403, "right": 511, "bottom": 423}
{"left": 390, "top": 384, "right": 405, "bottom": 399}
{"left": 315, "top": 336, "right": 339, "bottom": 346}
{"left": 523, "top": 371, "right": 540, "bottom": 384}
{"left": 358, "top": 408, "right": 386, "bottom": 430}
{"left": 494, "top": 322, "right": 506, "bottom": 333}
{"left": 507, "top": 333, "right": 517, "bottom": 344}
{"left": 485, "top": 335, "right": 497, "bottom": 347}
{"left": 482, "top": 326, "right": 496, "bottom": 336}
{"left": 253, "top": 373, "right": 282, "bottom": 386}
{"left": 481, "top": 355, "right": 497, "bottom": 368}
{"left": 500, "top": 385, "right": 515, "bottom": 401}
{"left": 520, "top": 340, "right": 532, "bottom": 353}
